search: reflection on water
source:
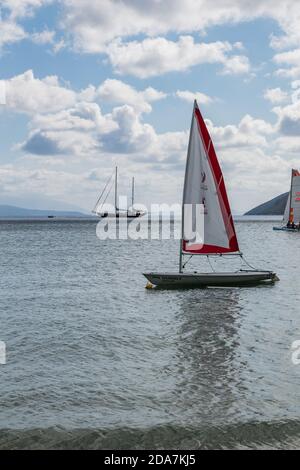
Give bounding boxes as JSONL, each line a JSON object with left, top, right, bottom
{"left": 174, "top": 289, "right": 241, "bottom": 425}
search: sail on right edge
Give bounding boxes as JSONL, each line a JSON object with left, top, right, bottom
{"left": 182, "top": 100, "right": 239, "bottom": 255}
{"left": 283, "top": 169, "right": 300, "bottom": 225}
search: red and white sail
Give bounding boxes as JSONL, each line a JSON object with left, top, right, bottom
{"left": 283, "top": 169, "right": 300, "bottom": 224}
{"left": 182, "top": 101, "right": 239, "bottom": 254}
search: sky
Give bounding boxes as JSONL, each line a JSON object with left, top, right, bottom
{"left": 1, "top": 0, "right": 300, "bottom": 214}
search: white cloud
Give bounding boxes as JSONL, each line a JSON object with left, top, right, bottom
{"left": 273, "top": 100, "right": 300, "bottom": 136}
{"left": 31, "top": 102, "right": 116, "bottom": 134}
{"left": 2, "top": 72, "right": 168, "bottom": 118}
{"left": 273, "top": 49, "right": 300, "bottom": 79}
{"left": 57, "top": 1, "right": 300, "bottom": 87}
{"left": 2, "top": 98, "right": 293, "bottom": 213}
{"left": 275, "top": 136, "right": 300, "bottom": 154}
{"left": 264, "top": 87, "right": 288, "bottom": 104}
{"left": 3, "top": 72, "right": 170, "bottom": 158}
{"left": 59, "top": 1, "right": 300, "bottom": 59}
{"left": 3, "top": 70, "right": 77, "bottom": 114}
{"left": 59, "top": 1, "right": 289, "bottom": 53}
{"left": 0, "top": 164, "right": 96, "bottom": 210}
{"left": 21, "top": 131, "right": 62, "bottom": 156}
{"left": 20, "top": 101, "right": 118, "bottom": 156}
{"left": 207, "top": 114, "right": 274, "bottom": 151}
{"left": 274, "top": 49, "right": 300, "bottom": 67}
{"left": 97, "top": 79, "right": 166, "bottom": 113}
{"left": 4, "top": 1, "right": 300, "bottom": 213}
{"left": 269, "top": 84, "right": 300, "bottom": 156}
{"left": 0, "top": 20, "right": 27, "bottom": 48}
{"left": 238, "top": 114, "right": 274, "bottom": 135}
{"left": 0, "top": 65, "right": 297, "bottom": 213}
{"left": 1, "top": 0, "right": 51, "bottom": 19}
{"left": 2, "top": 0, "right": 300, "bottom": 87}
{"left": 175, "top": 90, "right": 213, "bottom": 105}
{"left": 52, "top": 38, "right": 66, "bottom": 54}
{"left": 203, "top": 115, "right": 292, "bottom": 212}
{"left": 291, "top": 80, "right": 300, "bottom": 90}
{"left": 1, "top": 71, "right": 169, "bottom": 162}
{"left": 268, "top": 2, "right": 300, "bottom": 51}
{"left": 221, "top": 55, "right": 250, "bottom": 75}
{"left": 275, "top": 67, "right": 300, "bottom": 79}
{"left": 0, "top": 0, "right": 53, "bottom": 49}
{"left": 270, "top": 33, "right": 295, "bottom": 51}
{"left": 106, "top": 36, "right": 250, "bottom": 78}
{"left": 31, "top": 29, "right": 55, "bottom": 45}
{"left": 101, "top": 105, "right": 158, "bottom": 154}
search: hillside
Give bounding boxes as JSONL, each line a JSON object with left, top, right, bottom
{"left": 0, "top": 205, "right": 88, "bottom": 218}
{"left": 245, "top": 192, "right": 288, "bottom": 216}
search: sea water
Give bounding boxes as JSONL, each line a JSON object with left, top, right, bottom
{"left": 0, "top": 219, "right": 300, "bottom": 449}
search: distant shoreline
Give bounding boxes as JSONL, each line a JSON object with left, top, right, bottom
{"left": 0, "top": 215, "right": 283, "bottom": 223}
{"left": 0, "top": 217, "right": 97, "bottom": 222}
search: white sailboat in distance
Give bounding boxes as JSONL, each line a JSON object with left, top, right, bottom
{"left": 92, "top": 166, "right": 146, "bottom": 218}
{"left": 143, "top": 100, "right": 278, "bottom": 288}
{"left": 273, "top": 169, "right": 300, "bottom": 231}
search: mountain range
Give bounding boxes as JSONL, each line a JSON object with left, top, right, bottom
{"left": 245, "top": 192, "right": 288, "bottom": 216}
{"left": 0, "top": 205, "right": 89, "bottom": 218}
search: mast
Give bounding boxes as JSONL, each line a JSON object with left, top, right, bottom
{"left": 132, "top": 177, "right": 135, "bottom": 208}
{"left": 115, "top": 166, "right": 118, "bottom": 213}
{"left": 179, "top": 100, "right": 197, "bottom": 273}
{"left": 288, "top": 169, "right": 293, "bottom": 223}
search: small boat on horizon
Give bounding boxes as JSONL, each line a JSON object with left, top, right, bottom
{"left": 143, "top": 100, "right": 278, "bottom": 288}
{"left": 92, "top": 166, "right": 146, "bottom": 219}
{"left": 273, "top": 169, "right": 300, "bottom": 232}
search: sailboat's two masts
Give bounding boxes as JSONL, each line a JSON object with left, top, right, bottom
{"left": 93, "top": 166, "right": 145, "bottom": 219}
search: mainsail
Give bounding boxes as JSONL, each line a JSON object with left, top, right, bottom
{"left": 284, "top": 169, "right": 300, "bottom": 224}
{"left": 283, "top": 193, "right": 291, "bottom": 225}
{"left": 182, "top": 101, "right": 239, "bottom": 254}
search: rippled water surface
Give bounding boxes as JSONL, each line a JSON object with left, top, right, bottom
{"left": 1, "top": 219, "right": 300, "bottom": 449}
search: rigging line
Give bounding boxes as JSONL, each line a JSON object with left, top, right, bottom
{"left": 240, "top": 254, "right": 258, "bottom": 271}
{"left": 97, "top": 179, "right": 114, "bottom": 213}
{"left": 183, "top": 255, "right": 193, "bottom": 269}
{"left": 92, "top": 171, "right": 114, "bottom": 213}
{"left": 207, "top": 255, "right": 215, "bottom": 272}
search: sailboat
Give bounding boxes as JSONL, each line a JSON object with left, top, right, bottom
{"left": 143, "top": 101, "right": 278, "bottom": 288}
{"left": 273, "top": 169, "right": 300, "bottom": 231}
{"left": 92, "top": 166, "right": 146, "bottom": 218}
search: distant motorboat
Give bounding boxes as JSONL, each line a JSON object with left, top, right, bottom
{"left": 143, "top": 100, "right": 278, "bottom": 288}
{"left": 273, "top": 226, "right": 299, "bottom": 232}
{"left": 273, "top": 169, "right": 300, "bottom": 232}
{"left": 92, "top": 167, "right": 146, "bottom": 219}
